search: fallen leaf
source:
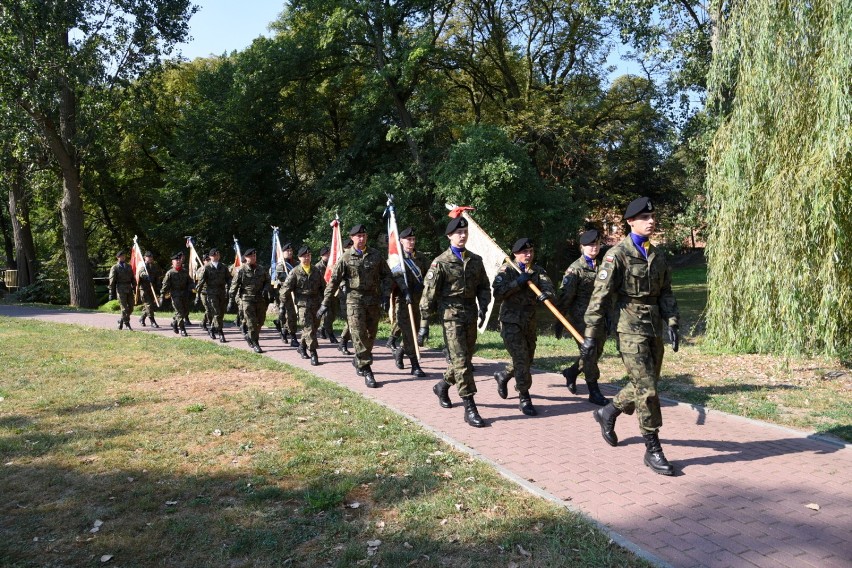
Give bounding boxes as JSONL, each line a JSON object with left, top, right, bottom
{"left": 439, "top": 471, "right": 453, "bottom": 479}
{"left": 367, "top": 539, "right": 382, "bottom": 547}
{"left": 440, "top": 519, "right": 448, "bottom": 526}
{"left": 806, "top": 503, "right": 820, "bottom": 511}
{"left": 403, "top": 542, "right": 413, "bottom": 549}
{"left": 165, "top": 501, "right": 178, "bottom": 506}
{"left": 297, "top": 417, "right": 308, "bottom": 422}
{"left": 212, "top": 429, "right": 222, "bottom": 436}
{"left": 464, "top": 477, "right": 475, "bottom": 482}
{"left": 517, "top": 544, "right": 532, "bottom": 558}
{"left": 508, "top": 563, "right": 519, "bottom": 568}
{"left": 375, "top": 521, "right": 385, "bottom": 529}
{"left": 100, "top": 555, "right": 113, "bottom": 563}
{"left": 90, "top": 520, "right": 103, "bottom": 533}
{"left": 454, "top": 503, "right": 463, "bottom": 511}
{"left": 345, "top": 502, "right": 361, "bottom": 509}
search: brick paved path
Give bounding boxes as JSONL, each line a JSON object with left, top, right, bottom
{"left": 3, "top": 305, "right": 850, "bottom": 568}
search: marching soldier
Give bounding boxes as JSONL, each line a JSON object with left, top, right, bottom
{"left": 138, "top": 251, "right": 162, "bottom": 328}
{"left": 492, "top": 238, "right": 556, "bottom": 416}
{"left": 274, "top": 243, "right": 299, "bottom": 347}
{"left": 314, "top": 246, "right": 338, "bottom": 343}
{"left": 108, "top": 250, "right": 136, "bottom": 330}
{"left": 419, "top": 216, "right": 491, "bottom": 427}
{"left": 282, "top": 246, "right": 325, "bottom": 365}
{"left": 228, "top": 248, "right": 273, "bottom": 353}
{"left": 555, "top": 229, "right": 610, "bottom": 406}
{"left": 337, "top": 237, "right": 354, "bottom": 355}
{"left": 159, "top": 252, "right": 193, "bottom": 336}
{"left": 390, "top": 227, "right": 428, "bottom": 377}
{"left": 581, "top": 197, "right": 680, "bottom": 476}
{"left": 195, "top": 254, "right": 212, "bottom": 331}
{"left": 198, "top": 248, "right": 230, "bottom": 343}
{"left": 318, "top": 224, "right": 407, "bottom": 387}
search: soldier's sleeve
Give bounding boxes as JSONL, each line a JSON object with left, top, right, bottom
{"left": 556, "top": 268, "right": 580, "bottom": 312}
{"left": 159, "top": 271, "right": 171, "bottom": 296}
{"left": 108, "top": 266, "right": 117, "bottom": 294}
{"left": 197, "top": 267, "right": 208, "bottom": 294}
{"left": 262, "top": 271, "right": 272, "bottom": 297}
{"left": 536, "top": 267, "right": 556, "bottom": 299}
{"left": 584, "top": 253, "right": 622, "bottom": 338}
{"left": 476, "top": 261, "right": 492, "bottom": 312}
{"left": 228, "top": 270, "right": 241, "bottom": 301}
{"left": 281, "top": 268, "right": 297, "bottom": 295}
{"left": 659, "top": 262, "right": 680, "bottom": 328}
{"left": 419, "top": 259, "right": 441, "bottom": 323}
{"left": 321, "top": 256, "right": 345, "bottom": 307}
{"left": 492, "top": 264, "right": 520, "bottom": 301}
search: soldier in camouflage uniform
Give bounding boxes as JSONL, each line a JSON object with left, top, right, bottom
{"left": 314, "top": 246, "right": 338, "bottom": 343}
{"left": 336, "top": 238, "right": 354, "bottom": 355}
{"left": 283, "top": 246, "right": 325, "bottom": 365}
{"left": 138, "top": 251, "right": 162, "bottom": 328}
{"left": 274, "top": 243, "right": 299, "bottom": 347}
{"left": 555, "top": 229, "right": 610, "bottom": 406}
{"left": 195, "top": 254, "right": 212, "bottom": 331}
{"left": 389, "top": 227, "right": 428, "bottom": 377}
{"left": 109, "top": 250, "right": 136, "bottom": 330}
{"left": 228, "top": 248, "right": 273, "bottom": 353}
{"left": 581, "top": 197, "right": 680, "bottom": 476}
{"left": 492, "top": 238, "right": 556, "bottom": 416}
{"left": 419, "top": 216, "right": 492, "bottom": 428}
{"left": 318, "top": 224, "right": 407, "bottom": 387}
{"left": 198, "top": 248, "right": 231, "bottom": 343}
{"left": 159, "top": 252, "right": 193, "bottom": 336}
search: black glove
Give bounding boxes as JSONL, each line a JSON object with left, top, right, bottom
{"left": 417, "top": 325, "right": 429, "bottom": 347}
{"left": 478, "top": 308, "right": 487, "bottom": 327}
{"left": 227, "top": 299, "right": 236, "bottom": 313}
{"left": 403, "top": 291, "right": 412, "bottom": 305}
{"left": 579, "top": 336, "right": 597, "bottom": 361}
{"left": 316, "top": 304, "right": 328, "bottom": 319}
{"left": 536, "top": 292, "right": 550, "bottom": 303}
{"left": 516, "top": 272, "right": 532, "bottom": 286}
{"left": 108, "top": 291, "right": 116, "bottom": 301}
{"left": 381, "top": 296, "right": 390, "bottom": 312}
{"left": 668, "top": 325, "right": 680, "bottom": 352}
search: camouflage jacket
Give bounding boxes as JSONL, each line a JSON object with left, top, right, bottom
{"left": 420, "top": 248, "right": 491, "bottom": 323}
{"left": 492, "top": 262, "right": 555, "bottom": 325}
{"left": 282, "top": 264, "right": 325, "bottom": 307}
{"left": 160, "top": 268, "right": 193, "bottom": 299}
{"left": 584, "top": 236, "right": 679, "bottom": 338}
{"left": 230, "top": 263, "right": 272, "bottom": 303}
{"left": 198, "top": 262, "right": 231, "bottom": 296}
{"left": 556, "top": 256, "right": 599, "bottom": 330}
{"left": 322, "top": 247, "right": 401, "bottom": 306}
{"left": 109, "top": 262, "right": 135, "bottom": 295}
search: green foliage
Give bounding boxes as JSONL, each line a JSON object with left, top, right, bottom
{"left": 705, "top": 0, "right": 852, "bottom": 355}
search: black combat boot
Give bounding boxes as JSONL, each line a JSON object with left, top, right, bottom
{"left": 518, "top": 391, "right": 537, "bottom": 416}
{"left": 117, "top": 319, "right": 124, "bottom": 330}
{"left": 462, "top": 396, "right": 485, "bottom": 428}
{"left": 253, "top": 342, "right": 264, "bottom": 353}
{"left": 338, "top": 339, "right": 352, "bottom": 355}
{"left": 140, "top": 315, "right": 147, "bottom": 327}
{"left": 289, "top": 337, "right": 299, "bottom": 348}
{"left": 218, "top": 328, "right": 227, "bottom": 343}
{"left": 179, "top": 322, "right": 188, "bottom": 337}
{"left": 171, "top": 320, "right": 179, "bottom": 334}
{"left": 327, "top": 329, "right": 338, "bottom": 344}
{"left": 386, "top": 336, "right": 398, "bottom": 351}
{"left": 362, "top": 366, "right": 377, "bottom": 388}
{"left": 494, "top": 371, "right": 511, "bottom": 399}
{"left": 433, "top": 380, "right": 452, "bottom": 408}
{"left": 298, "top": 345, "right": 310, "bottom": 359}
{"left": 562, "top": 363, "right": 580, "bottom": 394}
{"left": 209, "top": 326, "right": 217, "bottom": 339}
{"left": 280, "top": 328, "right": 288, "bottom": 342}
{"left": 393, "top": 348, "right": 405, "bottom": 369}
{"left": 643, "top": 432, "right": 674, "bottom": 476}
{"left": 202, "top": 317, "right": 208, "bottom": 332}
{"left": 587, "top": 381, "right": 609, "bottom": 406}
{"left": 124, "top": 319, "right": 133, "bottom": 331}
{"left": 409, "top": 356, "right": 426, "bottom": 377}
{"left": 244, "top": 333, "right": 254, "bottom": 348}
{"left": 318, "top": 328, "right": 327, "bottom": 340}
{"left": 593, "top": 403, "right": 622, "bottom": 447}
{"left": 150, "top": 316, "right": 160, "bottom": 328}
{"left": 310, "top": 351, "right": 319, "bottom": 366}
{"left": 273, "top": 319, "right": 282, "bottom": 334}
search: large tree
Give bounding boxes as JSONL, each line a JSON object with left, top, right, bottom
{"left": 705, "top": 0, "right": 852, "bottom": 354}
{"left": 0, "top": 0, "right": 195, "bottom": 307}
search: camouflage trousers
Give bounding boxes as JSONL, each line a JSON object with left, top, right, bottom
{"left": 348, "top": 302, "right": 381, "bottom": 369}
{"left": 569, "top": 334, "right": 605, "bottom": 382}
{"left": 277, "top": 291, "right": 298, "bottom": 334}
{"left": 393, "top": 299, "right": 422, "bottom": 358}
{"left": 441, "top": 313, "right": 478, "bottom": 398}
{"left": 319, "top": 298, "right": 336, "bottom": 334}
{"left": 207, "top": 290, "right": 228, "bottom": 329}
{"left": 117, "top": 290, "right": 135, "bottom": 323}
{"left": 139, "top": 284, "right": 158, "bottom": 318}
{"left": 242, "top": 299, "right": 268, "bottom": 343}
{"left": 613, "top": 333, "right": 665, "bottom": 434}
{"left": 171, "top": 295, "right": 189, "bottom": 326}
{"left": 297, "top": 302, "right": 320, "bottom": 352}
{"left": 500, "top": 321, "right": 537, "bottom": 392}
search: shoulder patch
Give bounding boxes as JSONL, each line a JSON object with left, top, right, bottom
{"left": 598, "top": 269, "right": 609, "bottom": 280}
{"left": 426, "top": 270, "right": 435, "bottom": 280}
{"left": 605, "top": 255, "right": 614, "bottom": 263}
{"left": 495, "top": 275, "right": 503, "bottom": 284}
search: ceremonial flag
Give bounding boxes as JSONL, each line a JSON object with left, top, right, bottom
{"left": 185, "top": 236, "right": 203, "bottom": 280}
{"left": 232, "top": 236, "right": 242, "bottom": 269}
{"left": 130, "top": 236, "right": 147, "bottom": 285}
{"left": 446, "top": 204, "right": 505, "bottom": 333}
{"left": 270, "top": 227, "right": 281, "bottom": 280}
{"left": 385, "top": 196, "right": 406, "bottom": 278}
{"left": 325, "top": 215, "right": 343, "bottom": 284}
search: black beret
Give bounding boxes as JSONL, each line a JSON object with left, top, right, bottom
{"left": 203, "top": 254, "right": 210, "bottom": 261}
{"left": 116, "top": 250, "right": 127, "bottom": 258}
{"left": 511, "top": 238, "right": 534, "bottom": 253}
{"left": 297, "top": 245, "right": 311, "bottom": 257}
{"left": 579, "top": 229, "right": 600, "bottom": 246}
{"left": 349, "top": 224, "right": 368, "bottom": 235}
{"left": 208, "top": 247, "right": 219, "bottom": 255}
{"left": 343, "top": 238, "right": 354, "bottom": 248}
{"left": 143, "top": 250, "right": 154, "bottom": 257}
{"left": 170, "top": 252, "right": 183, "bottom": 260}
{"left": 243, "top": 248, "right": 257, "bottom": 256}
{"left": 319, "top": 246, "right": 330, "bottom": 256}
{"left": 445, "top": 216, "right": 468, "bottom": 235}
{"left": 399, "top": 227, "right": 415, "bottom": 239}
{"left": 623, "top": 196, "right": 654, "bottom": 220}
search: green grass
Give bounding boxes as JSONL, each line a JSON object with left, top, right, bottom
{"left": 0, "top": 317, "right": 649, "bottom": 567}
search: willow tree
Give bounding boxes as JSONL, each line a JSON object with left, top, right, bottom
{"left": 705, "top": 0, "right": 852, "bottom": 354}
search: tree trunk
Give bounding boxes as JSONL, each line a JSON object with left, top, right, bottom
{"left": 8, "top": 161, "right": 37, "bottom": 286}
{"left": 0, "top": 190, "right": 14, "bottom": 268}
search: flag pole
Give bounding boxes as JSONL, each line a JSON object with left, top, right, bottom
{"left": 386, "top": 194, "right": 421, "bottom": 362}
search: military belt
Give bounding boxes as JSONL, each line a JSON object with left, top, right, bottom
{"left": 441, "top": 299, "right": 477, "bottom": 308}
{"left": 619, "top": 296, "right": 659, "bottom": 306}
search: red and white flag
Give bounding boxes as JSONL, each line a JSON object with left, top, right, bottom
{"left": 130, "top": 236, "right": 147, "bottom": 284}
{"left": 233, "top": 237, "right": 242, "bottom": 269}
{"left": 185, "top": 236, "right": 203, "bottom": 280}
{"left": 325, "top": 216, "right": 343, "bottom": 284}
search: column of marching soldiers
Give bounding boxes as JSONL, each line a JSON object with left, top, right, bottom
{"left": 108, "top": 196, "right": 681, "bottom": 476}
